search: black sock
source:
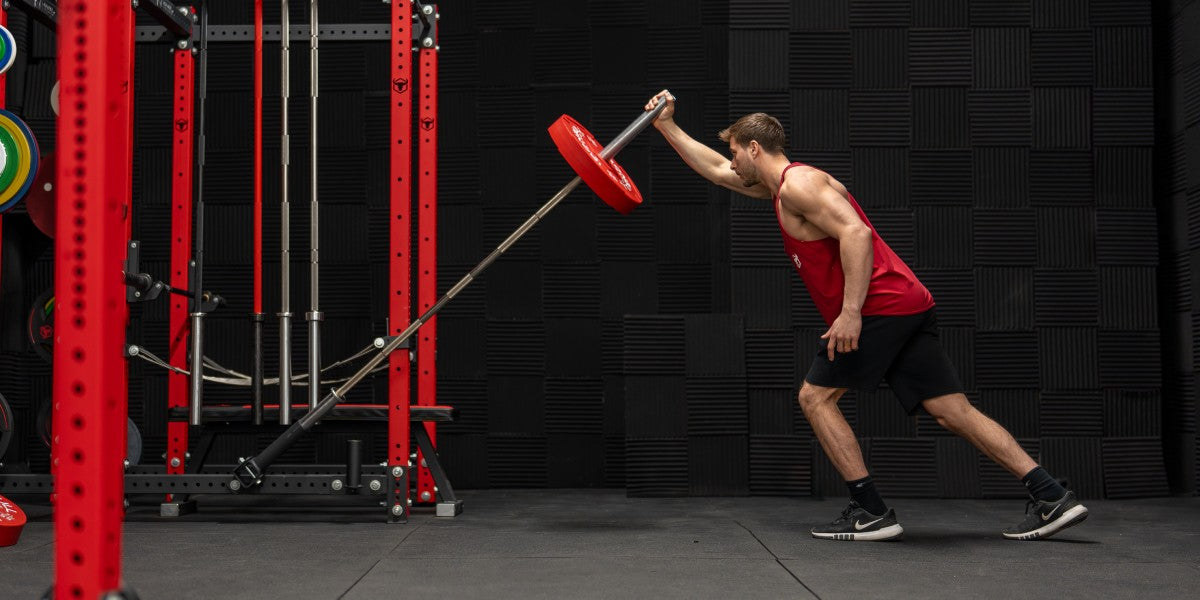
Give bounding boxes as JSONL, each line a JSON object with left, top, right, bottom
{"left": 1021, "top": 466, "right": 1067, "bottom": 502}
{"left": 846, "top": 476, "right": 888, "bottom": 516}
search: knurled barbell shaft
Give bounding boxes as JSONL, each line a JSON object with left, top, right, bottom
{"left": 234, "top": 97, "right": 670, "bottom": 484}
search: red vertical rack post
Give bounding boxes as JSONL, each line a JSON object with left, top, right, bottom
{"left": 415, "top": 27, "right": 438, "bottom": 504}
{"left": 167, "top": 48, "right": 196, "bottom": 482}
{"left": 121, "top": 0, "right": 135, "bottom": 477}
{"left": 54, "top": 0, "right": 134, "bottom": 596}
{"left": 388, "top": 0, "right": 415, "bottom": 522}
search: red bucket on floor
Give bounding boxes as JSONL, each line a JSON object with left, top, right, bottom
{"left": 0, "top": 493, "right": 27, "bottom": 547}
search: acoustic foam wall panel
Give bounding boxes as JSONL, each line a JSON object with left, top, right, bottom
{"left": 1095, "top": 27, "right": 1153, "bottom": 88}
{"left": 600, "top": 263, "right": 659, "bottom": 320}
{"left": 730, "top": 30, "right": 789, "bottom": 91}
{"left": 871, "top": 438, "right": 939, "bottom": 498}
{"left": 1102, "top": 438, "right": 1170, "bottom": 498}
{"left": 850, "top": 0, "right": 911, "bottom": 27}
{"left": 750, "top": 435, "right": 812, "bottom": 496}
{"left": 976, "top": 332, "right": 1041, "bottom": 388}
{"left": 970, "top": 0, "right": 1032, "bottom": 26}
{"left": 975, "top": 267, "right": 1035, "bottom": 331}
{"left": 789, "top": 31, "right": 852, "bottom": 88}
{"left": 689, "top": 435, "right": 750, "bottom": 496}
{"left": 1041, "top": 437, "right": 1105, "bottom": 499}
{"left": 539, "top": 205, "right": 598, "bottom": 265}
{"left": 851, "top": 148, "right": 909, "bottom": 209}
{"left": 969, "top": 90, "right": 1032, "bottom": 146}
{"left": 543, "top": 266, "right": 601, "bottom": 320}
{"left": 732, "top": 268, "right": 793, "bottom": 330}
{"left": 544, "top": 319, "right": 602, "bottom": 378}
{"left": 1033, "top": 0, "right": 1090, "bottom": 29}
{"left": 850, "top": 92, "right": 911, "bottom": 146}
{"left": 549, "top": 434, "right": 605, "bottom": 487}
{"left": 626, "top": 438, "right": 689, "bottom": 497}
{"left": 853, "top": 29, "right": 908, "bottom": 90}
{"left": 749, "top": 388, "right": 797, "bottom": 436}
{"left": 910, "top": 30, "right": 973, "bottom": 86}
{"left": 1031, "top": 30, "right": 1094, "bottom": 87}
{"left": 625, "top": 377, "right": 688, "bottom": 438}
{"left": 688, "top": 378, "right": 749, "bottom": 435}
{"left": 1041, "top": 391, "right": 1104, "bottom": 436}
{"left": 686, "top": 314, "right": 747, "bottom": 377}
{"left": 973, "top": 148, "right": 1031, "bottom": 208}
{"left": 1032, "top": 87, "right": 1091, "bottom": 149}
{"left": 1104, "top": 389, "right": 1163, "bottom": 437}
{"left": 488, "top": 436, "right": 549, "bottom": 488}
{"left": 937, "top": 438, "right": 982, "bottom": 498}
{"left": 1095, "top": 147, "right": 1153, "bottom": 208}
{"left": 1090, "top": 0, "right": 1152, "bottom": 27}
{"left": 1035, "top": 208, "right": 1096, "bottom": 268}
{"left": 973, "top": 210, "right": 1038, "bottom": 265}
{"left": 746, "top": 329, "right": 799, "bottom": 388}
{"left": 973, "top": 27, "right": 1031, "bottom": 89}
{"left": 1035, "top": 270, "right": 1100, "bottom": 327}
{"left": 910, "top": 150, "right": 973, "bottom": 203}
{"left": 857, "top": 391, "right": 917, "bottom": 437}
{"left": 1093, "top": 89, "right": 1156, "bottom": 146}
{"left": 793, "top": 0, "right": 849, "bottom": 30}
{"left": 438, "top": 378, "right": 488, "bottom": 435}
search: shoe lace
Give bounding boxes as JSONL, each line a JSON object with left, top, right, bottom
{"left": 834, "top": 502, "right": 859, "bottom": 524}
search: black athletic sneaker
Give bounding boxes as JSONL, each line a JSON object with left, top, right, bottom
{"left": 811, "top": 501, "right": 904, "bottom": 541}
{"left": 1002, "top": 490, "right": 1089, "bottom": 540}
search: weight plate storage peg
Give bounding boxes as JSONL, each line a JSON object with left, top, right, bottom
{"left": 548, "top": 114, "right": 644, "bottom": 215}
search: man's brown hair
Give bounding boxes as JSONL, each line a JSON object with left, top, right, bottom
{"left": 718, "top": 112, "right": 785, "bottom": 154}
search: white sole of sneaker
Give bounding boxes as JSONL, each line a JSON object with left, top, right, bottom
{"left": 811, "top": 524, "right": 904, "bottom": 541}
{"left": 1002, "top": 504, "right": 1089, "bottom": 540}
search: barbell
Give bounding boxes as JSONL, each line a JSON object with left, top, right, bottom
{"left": 232, "top": 95, "right": 670, "bottom": 487}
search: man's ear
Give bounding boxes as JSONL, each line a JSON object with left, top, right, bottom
{"left": 748, "top": 140, "right": 760, "bottom": 158}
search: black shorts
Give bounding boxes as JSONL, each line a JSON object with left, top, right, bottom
{"left": 804, "top": 308, "right": 963, "bottom": 415}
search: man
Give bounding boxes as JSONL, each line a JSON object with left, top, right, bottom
{"left": 645, "top": 91, "right": 1088, "bottom": 541}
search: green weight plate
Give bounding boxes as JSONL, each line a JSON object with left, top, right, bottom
{"left": 0, "top": 126, "right": 19, "bottom": 193}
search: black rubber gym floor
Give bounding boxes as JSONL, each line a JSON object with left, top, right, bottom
{"left": 2, "top": 490, "right": 1197, "bottom": 599}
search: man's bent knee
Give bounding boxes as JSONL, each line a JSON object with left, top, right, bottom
{"left": 798, "top": 384, "right": 843, "bottom": 413}
{"left": 924, "top": 393, "right": 974, "bottom": 431}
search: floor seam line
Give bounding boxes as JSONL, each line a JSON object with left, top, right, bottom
{"left": 735, "top": 520, "right": 822, "bottom": 600}
{"left": 336, "top": 524, "right": 424, "bottom": 599}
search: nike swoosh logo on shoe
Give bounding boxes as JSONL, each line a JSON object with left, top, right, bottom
{"left": 854, "top": 517, "right": 885, "bottom": 530}
{"left": 1041, "top": 506, "right": 1060, "bottom": 521}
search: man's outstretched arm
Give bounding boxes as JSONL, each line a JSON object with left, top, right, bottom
{"left": 646, "top": 91, "right": 771, "bottom": 199}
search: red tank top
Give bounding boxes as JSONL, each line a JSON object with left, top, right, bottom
{"left": 775, "top": 163, "right": 934, "bottom": 325}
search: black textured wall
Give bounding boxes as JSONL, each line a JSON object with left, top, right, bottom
{"left": 1157, "top": 0, "right": 1200, "bottom": 495}
{"left": 0, "top": 1, "right": 1182, "bottom": 500}
{"left": 625, "top": 0, "right": 1167, "bottom": 500}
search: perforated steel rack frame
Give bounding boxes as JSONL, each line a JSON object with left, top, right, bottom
{"left": 55, "top": 2, "right": 134, "bottom": 597}
{"left": 0, "top": 0, "right": 447, "bottom": 595}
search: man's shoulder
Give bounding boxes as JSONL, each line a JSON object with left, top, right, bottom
{"left": 779, "top": 167, "right": 829, "bottom": 207}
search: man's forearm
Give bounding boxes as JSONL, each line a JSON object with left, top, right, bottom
{"left": 840, "top": 230, "right": 872, "bottom": 314}
{"left": 655, "top": 120, "right": 727, "bottom": 181}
